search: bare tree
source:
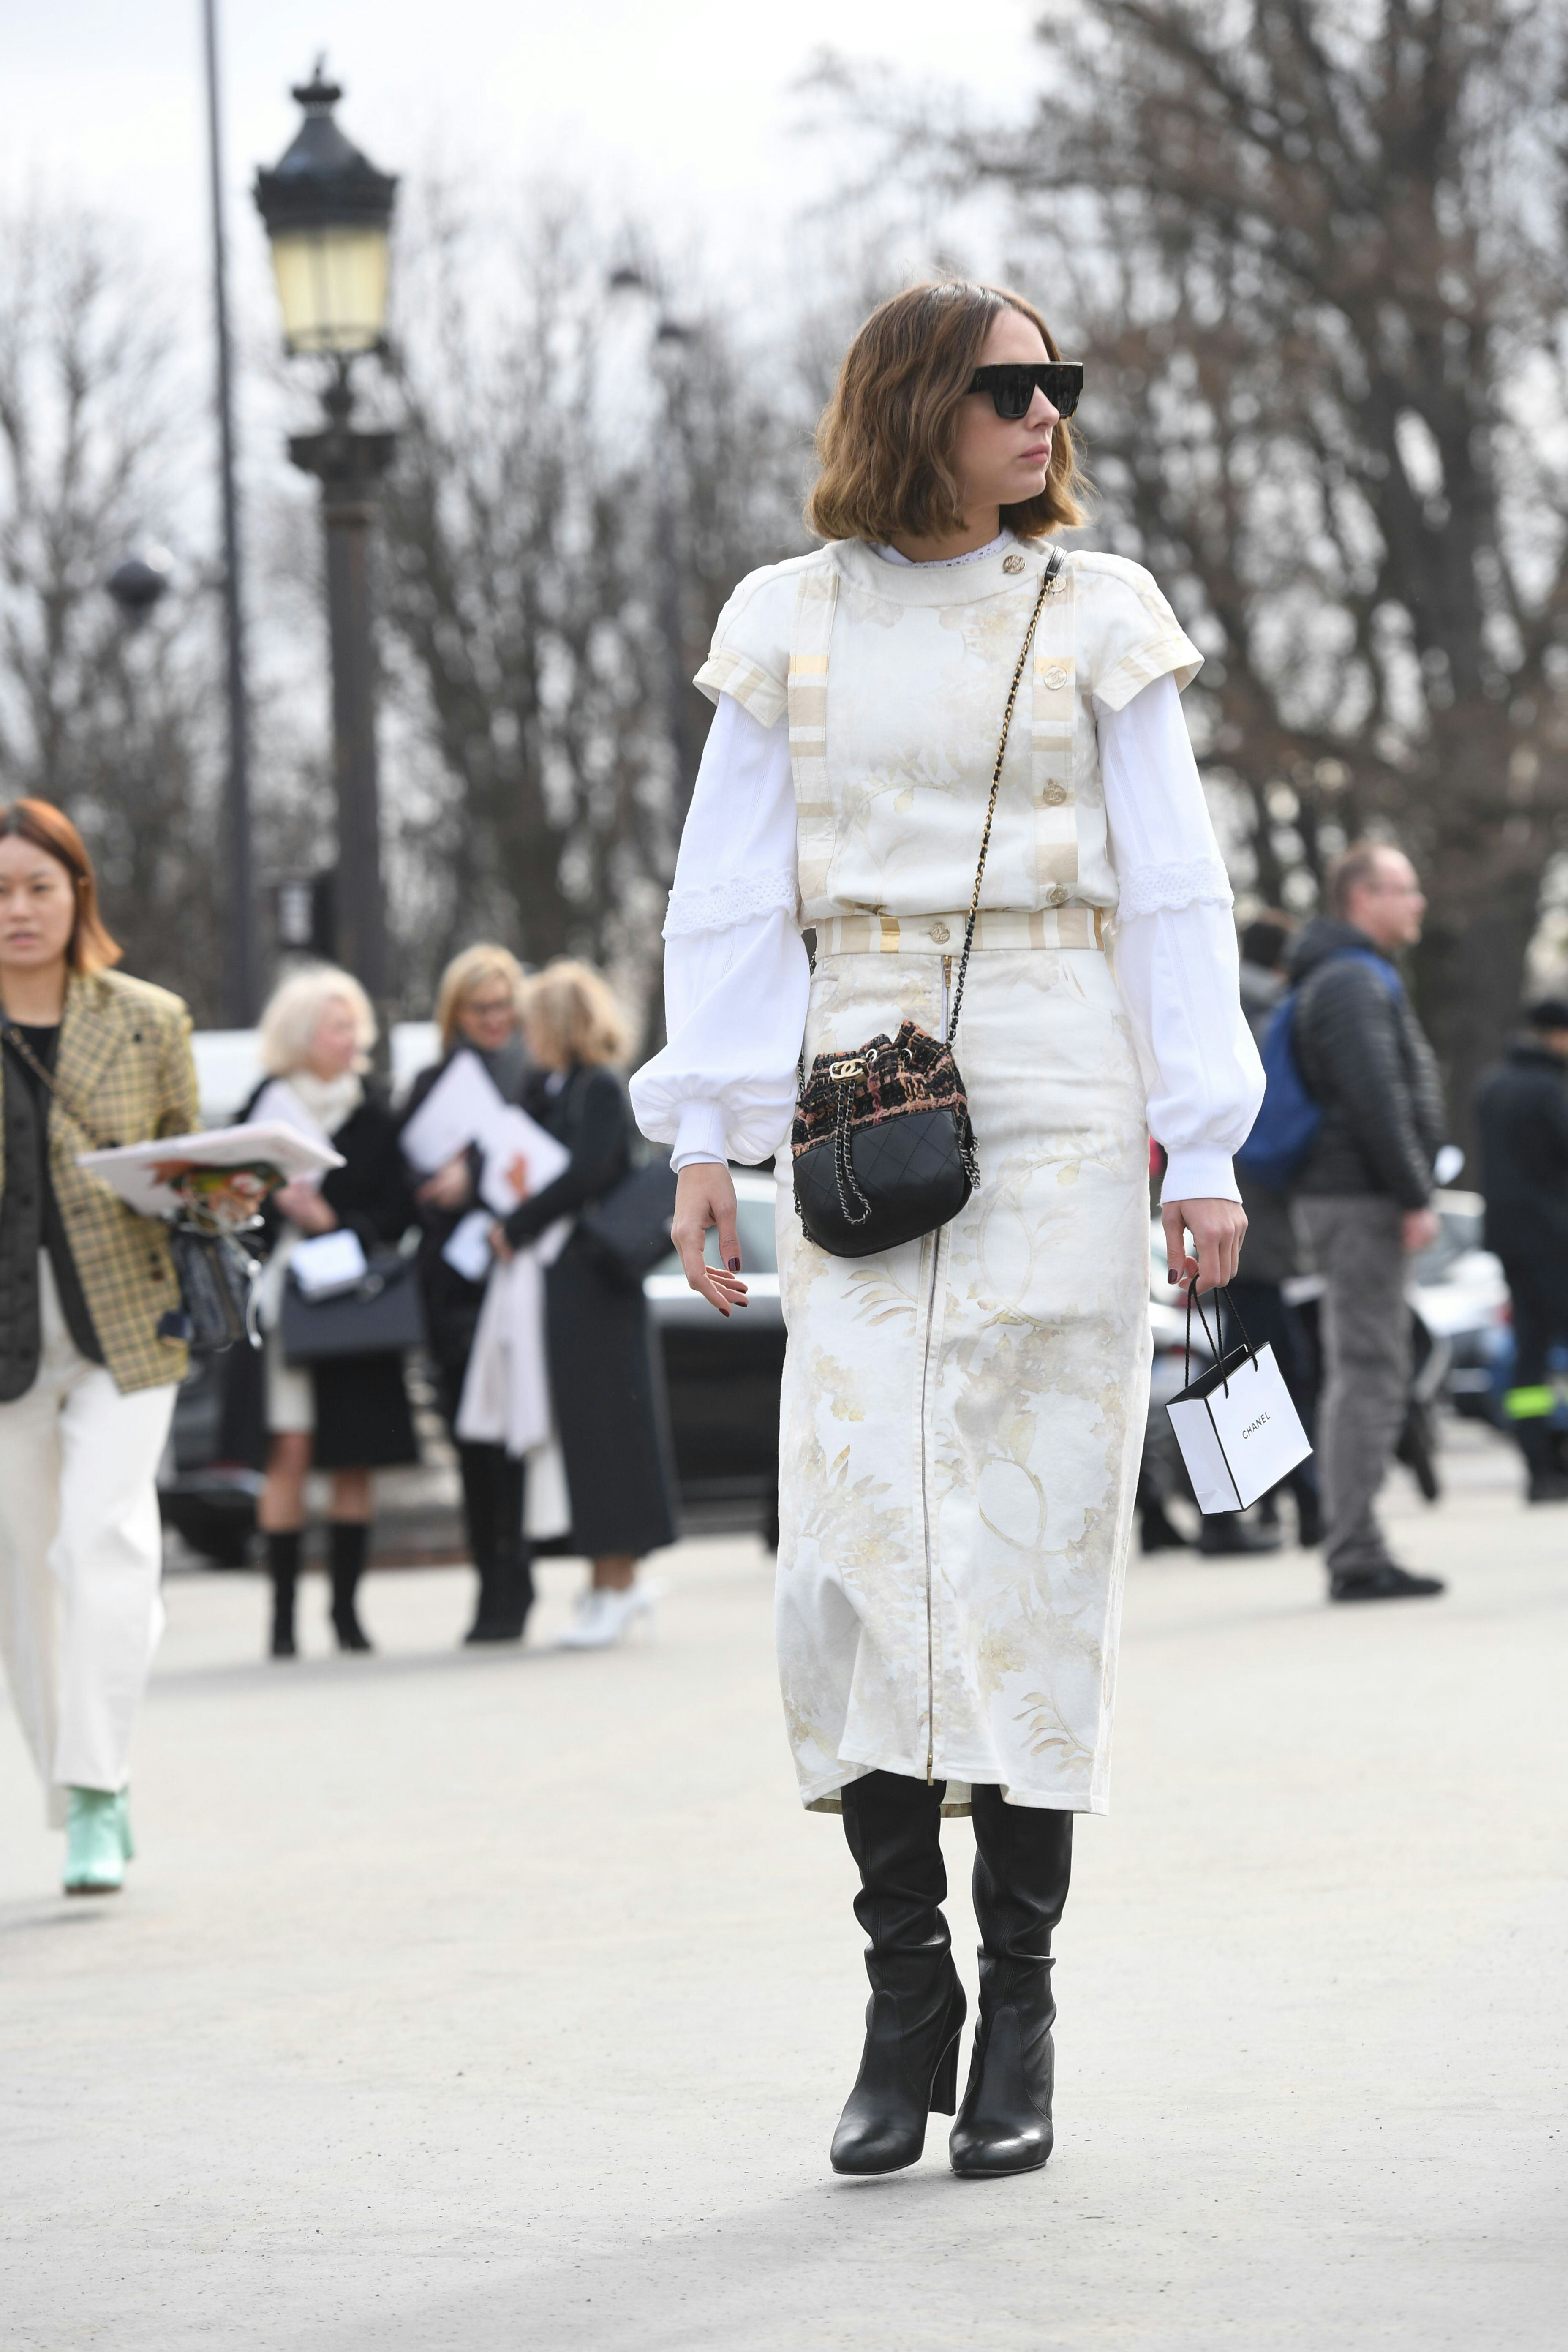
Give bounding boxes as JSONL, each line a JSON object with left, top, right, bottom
{"left": 0, "top": 207, "right": 227, "bottom": 1015}
{"left": 375, "top": 194, "right": 810, "bottom": 1024}
{"left": 843, "top": 0, "right": 1568, "bottom": 1138}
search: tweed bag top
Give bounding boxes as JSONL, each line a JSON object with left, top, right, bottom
{"left": 792, "top": 550, "right": 1061, "bottom": 1258}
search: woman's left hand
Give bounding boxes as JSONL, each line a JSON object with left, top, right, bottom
{"left": 488, "top": 1221, "right": 514, "bottom": 1266}
{"left": 275, "top": 1179, "right": 337, "bottom": 1236}
{"left": 1162, "top": 1197, "right": 1247, "bottom": 1295}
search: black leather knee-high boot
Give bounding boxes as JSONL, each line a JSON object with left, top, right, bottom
{"left": 949, "top": 1788, "right": 1072, "bottom": 2178}
{"left": 830, "top": 1771, "right": 967, "bottom": 2176}
{"left": 462, "top": 1448, "right": 534, "bottom": 1644}
{"left": 267, "top": 1530, "right": 301, "bottom": 1660}
{"left": 328, "top": 1521, "right": 373, "bottom": 1653}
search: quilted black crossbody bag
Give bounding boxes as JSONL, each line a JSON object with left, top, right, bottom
{"left": 791, "top": 550, "right": 1060, "bottom": 1258}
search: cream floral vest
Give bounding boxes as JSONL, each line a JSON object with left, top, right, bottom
{"left": 695, "top": 538, "right": 1202, "bottom": 928}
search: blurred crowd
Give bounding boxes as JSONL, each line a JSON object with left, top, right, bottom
{"left": 3, "top": 795, "right": 1566, "bottom": 1894}
{"left": 1149, "top": 841, "right": 1568, "bottom": 1601}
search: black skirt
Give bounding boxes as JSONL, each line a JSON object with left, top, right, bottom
{"left": 545, "top": 1234, "right": 675, "bottom": 1559}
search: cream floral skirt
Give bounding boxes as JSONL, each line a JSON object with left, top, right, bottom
{"left": 774, "top": 945, "right": 1151, "bottom": 1816}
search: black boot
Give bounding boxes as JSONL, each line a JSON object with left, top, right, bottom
{"left": 949, "top": 1787, "right": 1072, "bottom": 2179}
{"left": 461, "top": 1448, "right": 534, "bottom": 1642}
{"left": 830, "top": 1771, "right": 966, "bottom": 2176}
{"left": 267, "top": 1530, "right": 301, "bottom": 1659}
{"left": 328, "top": 1521, "right": 373, "bottom": 1652}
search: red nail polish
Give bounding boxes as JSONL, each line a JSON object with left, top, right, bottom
{"left": 727, "top": 1257, "right": 740, "bottom": 1273}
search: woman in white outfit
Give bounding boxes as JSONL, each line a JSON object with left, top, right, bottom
{"left": 632, "top": 283, "right": 1263, "bottom": 2176}
{"left": 0, "top": 800, "right": 200, "bottom": 1895}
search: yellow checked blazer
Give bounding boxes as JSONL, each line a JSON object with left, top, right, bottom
{"left": 0, "top": 969, "right": 200, "bottom": 1394}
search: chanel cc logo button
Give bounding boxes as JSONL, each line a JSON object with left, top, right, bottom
{"left": 1041, "top": 663, "right": 1068, "bottom": 691}
{"left": 1047, "top": 885, "right": 1069, "bottom": 906}
{"left": 1040, "top": 783, "right": 1068, "bottom": 807}
{"left": 1002, "top": 552, "right": 1025, "bottom": 574}
{"left": 928, "top": 921, "right": 951, "bottom": 944}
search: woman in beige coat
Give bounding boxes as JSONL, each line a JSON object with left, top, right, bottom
{"left": 0, "top": 799, "right": 199, "bottom": 1894}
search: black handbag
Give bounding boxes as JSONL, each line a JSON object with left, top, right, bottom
{"left": 280, "top": 1247, "right": 427, "bottom": 1364}
{"left": 163, "top": 1225, "right": 260, "bottom": 1353}
{"left": 577, "top": 1157, "right": 678, "bottom": 1291}
{"left": 2, "top": 1022, "right": 259, "bottom": 1354}
{"left": 792, "top": 550, "right": 1061, "bottom": 1258}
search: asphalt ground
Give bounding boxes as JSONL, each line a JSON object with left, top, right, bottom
{"left": 2, "top": 1420, "right": 1564, "bottom": 2350}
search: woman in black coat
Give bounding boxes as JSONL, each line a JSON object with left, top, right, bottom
{"left": 400, "top": 945, "right": 532, "bottom": 1644}
{"left": 494, "top": 961, "right": 675, "bottom": 1648}
{"left": 228, "top": 968, "right": 418, "bottom": 1658}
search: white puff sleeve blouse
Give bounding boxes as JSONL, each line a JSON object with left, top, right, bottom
{"left": 630, "top": 654, "right": 1262, "bottom": 1206}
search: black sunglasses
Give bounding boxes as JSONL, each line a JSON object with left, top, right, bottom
{"left": 968, "top": 362, "right": 1083, "bottom": 421}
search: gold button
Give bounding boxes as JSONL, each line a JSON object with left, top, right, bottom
{"left": 1047, "top": 885, "right": 1069, "bottom": 906}
{"left": 928, "top": 920, "right": 950, "bottom": 944}
{"left": 1040, "top": 783, "right": 1068, "bottom": 807}
{"left": 1041, "top": 663, "right": 1069, "bottom": 691}
{"left": 1002, "top": 552, "right": 1025, "bottom": 574}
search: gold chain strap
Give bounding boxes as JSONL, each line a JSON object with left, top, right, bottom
{"left": 947, "top": 547, "right": 1062, "bottom": 1043}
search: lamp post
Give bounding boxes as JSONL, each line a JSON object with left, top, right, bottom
{"left": 201, "top": 0, "right": 260, "bottom": 1027}
{"left": 607, "top": 269, "right": 700, "bottom": 821}
{"left": 254, "top": 63, "right": 397, "bottom": 1040}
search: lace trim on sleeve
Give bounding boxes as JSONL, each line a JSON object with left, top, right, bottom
{"left": 663, "top": 867, "right": 798, "bottom": 940}
{"left": 1117, "top": 857, "right": 1234, "bottom": 917}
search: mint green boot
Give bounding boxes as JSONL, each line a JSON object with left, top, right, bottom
{"left": 63, "top": 1787, "right": 128, "bottom": 1896}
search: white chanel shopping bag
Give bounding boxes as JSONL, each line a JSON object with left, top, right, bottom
{"left": 1166, "top": 1290, "right": 1312, "bottom": 1514}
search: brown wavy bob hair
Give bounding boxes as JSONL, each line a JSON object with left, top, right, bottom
{"left": 0, "top": 798, "right": 121, "bottom": 975}
{"left": 808, "top": 280, "right": 1086, "bottom": 547}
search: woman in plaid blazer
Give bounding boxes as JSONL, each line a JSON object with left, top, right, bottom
{"left": 0, "top": 800, "right": 199, "bottom": 1896}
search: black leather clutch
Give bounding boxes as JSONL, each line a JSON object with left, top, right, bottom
{"left": 280, "top": 1249, "right": 427, "bottom": 1364}
{"left": 577, "top": 1157, "right": 678, "bottom": 1290}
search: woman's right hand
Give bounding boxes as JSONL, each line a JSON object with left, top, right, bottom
{"left": 672, "top": 1161, "right": 749, "bottom": 1318}
{"left": 417, "top": 1154, "right": 472, "bottom": 1211}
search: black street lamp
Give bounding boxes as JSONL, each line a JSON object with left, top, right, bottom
{"left": 105, "top": 546, "right": 174, "bottom": 628}
{"left": 254, "top": 62, "right": 397, "bottom": 1039}
{"left": 201, "top": 0, "right": 261, "bottom": 1029}
{"left": 608, "top": 269, "right": 701, "bottom": 822}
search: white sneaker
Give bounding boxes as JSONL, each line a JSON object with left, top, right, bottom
{"left": 555, "top": 1584, "right": 655, "bottom": 1650}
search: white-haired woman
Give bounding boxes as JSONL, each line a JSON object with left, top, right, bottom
{"left": 225, "top": 968, "right": 418, "bottom": 1658}
{"left": 494, "top": 961, "right": 675, "bottom": 1647}
{"left": 401, "top": 945, "right": 532, "bottom": 1644}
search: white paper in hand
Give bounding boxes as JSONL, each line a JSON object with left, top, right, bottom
{"left": 400, "top": 1051, "right": 510, "bottom": 1176}
{"left": 76, "top": 1118, "right": 343, "bottom": 1222}
{"left": 479, "top": 1106, "right": 569, "bottom": 1215}
{"left": 442, "top": 1210, "right": 496, "bottom": 1283}
{"left": 289, "top": 1229, "right": 368, "bottom": 1299}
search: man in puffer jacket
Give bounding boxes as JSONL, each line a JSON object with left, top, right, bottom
{"left": 1291, "top": 844, "right": 1448, "bottom": 1602}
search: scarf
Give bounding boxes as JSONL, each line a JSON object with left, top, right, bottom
{"left": 278, "top": 1067, "right": 364, "bottom": 1139}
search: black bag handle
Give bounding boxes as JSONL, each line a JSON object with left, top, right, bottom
{"left": 1182, "top": 1280, "right": 1257, "bottom": 1396}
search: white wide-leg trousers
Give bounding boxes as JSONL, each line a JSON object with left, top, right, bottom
{"left": 0, "top": 1258, "right": 176, "bottom": 1823}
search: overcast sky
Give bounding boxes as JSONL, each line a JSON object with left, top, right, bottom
{"left": 2, "top": 2, "right": 1045, "bottom": 288}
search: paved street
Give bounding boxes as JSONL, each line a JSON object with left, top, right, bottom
{"left": 3, "top": 1424, "right": 1564, "bottom": 2351}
